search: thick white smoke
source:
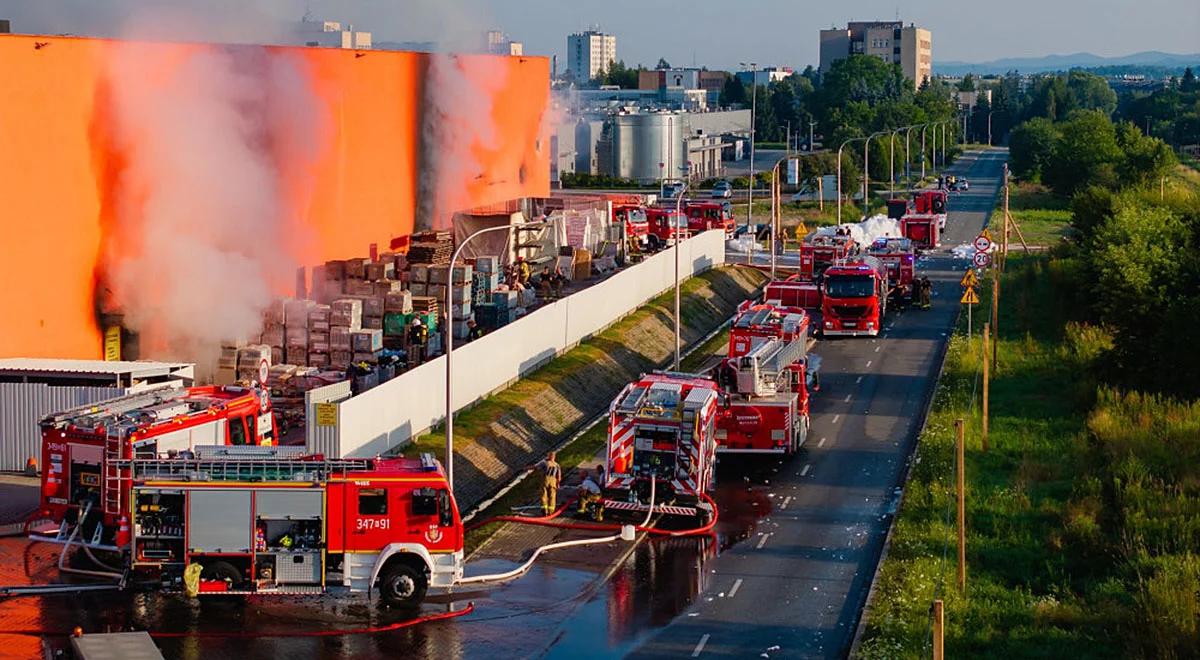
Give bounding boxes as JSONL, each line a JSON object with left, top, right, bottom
{"left": 102, "top": 37, "right": 324, "bottom": 371}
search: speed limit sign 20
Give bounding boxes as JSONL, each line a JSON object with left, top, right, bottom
{"left": 973, "top": 251, "right": 992, "bottom": 268}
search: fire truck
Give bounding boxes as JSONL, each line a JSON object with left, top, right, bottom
{"left": 684, "top": 201, "right": 736, "bottom": 237}
{"left": 42, "top": 447, "right": 463, "bottom": 607}
{"left": 37, "top": 384, "right": 278, "bottom": 543}
{"left": 867, "top": 237, "right": 918, "bottom": 303}
{"left": 645, "top": 207, "right": 690, "bottom": 249}
{"left": 605, "top": 373, "right": 720, "bottom": 521}
{"left": 614, "top": 203, "right": 651, "bottom": 250}
{"left": 900, "top": 212, "right": 941, "bottom": 251}
{"left": 821, "top": 256, "right": 890, "bottom": 337}
{"left": 710, "top": 303, "right": 816, "bottom": 455}
{"left": 799, "top": 232, "right": 858, "bottom": 279}
{"left": 914, "top": 189, "right": 948, "bottom": 231}
{"left": 764, "top": 275, "right": 823, "bottom": 311}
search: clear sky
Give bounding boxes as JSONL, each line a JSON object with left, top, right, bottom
{"left": 3, "top": 0, "right": 1197, "bottom": 70}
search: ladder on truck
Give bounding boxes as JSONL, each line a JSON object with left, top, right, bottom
{"left": 112, "top": 455, "right": 379, "bottom": 484}
{"left": 102, "top": 426, "right": 127, "bottom": 517}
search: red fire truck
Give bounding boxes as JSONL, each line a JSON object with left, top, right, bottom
{"left": 867, "top": 237, "right": 918, "bottom": 303}
{"left": 645, "top": 207, "right": 690, "bottom": 249}
{"left": 614, "top": 203, "right": 651, "bottom": 249}
{"left": 764, "top": 275, "right": 823, "bottom": 311}
{"left": 799, "top": 233, "right": 858, "bottom": 279}
{"left": 901, "top": 213, "right": 941, "bottom": 250}
{"left": 710, "top": 304, "right": 816, "bottom": 455}
{"left": 40, "top": 447, "right": 463, "bottom": 607}
{"left": 914, "top": 189, "right": 948, "bottom": 230}
{"left": 684, "top": 201, "right": 736, "bottom": 237}
{"left": 38, "top": 384, "right": 278, "bottom": 541}
{"left": 821, "top": 256, "right": 890, "bottom": 337}
{"left": 605, "top": 373, "right": 720, "bottom": 521}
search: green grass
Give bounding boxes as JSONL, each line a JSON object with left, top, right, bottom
{"left": 999, "top": 182, "right": 1074, "bottom": 247}
{"left": 858, "top": 255, "right": 1200, "bottom": 659}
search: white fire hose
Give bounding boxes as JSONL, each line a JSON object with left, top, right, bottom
{"left": 457, "top": 477, "right": 656, "bottom": 585}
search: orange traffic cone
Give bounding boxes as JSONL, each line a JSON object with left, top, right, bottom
{"left": 115, "top": 515, "right": 131, "bottom": 548}
{"left": 24, "top": 456, "right": 37, "bottom": 476}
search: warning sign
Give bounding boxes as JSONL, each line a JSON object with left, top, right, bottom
{"left": 959, "top": 270, "right": 978, "bottom": 287}
{"left": 960, "top": 287, "right": 980, "bottom": 305}
{"left": 315, "top": 403, "right": 339, "bottom": 427}
{"left": 973, "top": 230, "right": 993, "bottom": 252}
{"left": 103, "top": 326, "right": 121, "bottom": 362}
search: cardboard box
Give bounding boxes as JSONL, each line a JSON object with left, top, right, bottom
{"left": 308, "top": 352, "right": 330, "bottom": 368}
{"left": 308, "top": 304, "right": 331, "bottom": 323}
{"left": 373, "top": 280, "right": 402, "bottom": 296}
{"left": 384, "top": 290, "right": 413, "bottom": 313}
{"left": 451, "top": 284, "right": 471, "bottom": 304}
{"left": 361, "top": 297, "right": 385, "bottom": 318}
{"left": 362, "top": 315, "right": 383, "bottom": 330}
{"left": 344, "top": 258, "right": 369, "bottom": 279}
{"left": 352, "top": 351, "right": 380, "bottom": 364}
{"left": 410, "top": 282, "right": 428, "bottom": 297}
{"left": 352, "top": 329, "right": 383, "bottom": 353}
{"left": 330, "top": 350, "right": 353, "bottom": 369}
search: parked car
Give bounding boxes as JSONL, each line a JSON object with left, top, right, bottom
{"left": 662, "top": 182, "right": 685, "bottom": 200}
{"left": 949, "top": 178, "right": 969, "bottom": 191}
{"left": 710, "top": 181, "right": 733, "bottom": 198}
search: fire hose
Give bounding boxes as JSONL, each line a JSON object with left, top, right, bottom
{"left": 457, "top": 479, "right": 659, "bottom": 586}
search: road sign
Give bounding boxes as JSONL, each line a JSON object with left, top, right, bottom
{"left": 973, "top": 231, "right": 993, "bottom": 253}
{"left": 959, "top": 270, "right": 978, "bottom": 287}
{"left": 787, "top": 158, "right": 799, "bottom": 185}
{"left": 258, "top": 358, "right": 270, "bottom": 384}
{"left": 960, "top": 287, "right": 980, "bottom": 304}
{"left": 973, "top": 251, "right": 992, "bottom": 268}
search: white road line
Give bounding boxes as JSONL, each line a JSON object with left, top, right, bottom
{"left": 832, "top": 414, "right": 841, "bottom": 424}
{"left": 756, "top": 533, "right": 771, "bottom": 549}
{"left": 692, "top": 634, "right": 711, "bottom": 657}
{"left": 866, "top": 360, "right": 873, "bottom": 368}
{"left": 781, "top": 495, "right": 793, "bottom": 509}
{"left": 818, "top": 437, "right": 827, "bottom": 447}
{"left": 855, "top": 376, "right": 863, "bottom": 384}
{"left": 875, "top": 345, "right": 881, "bottom": 352}
{"left": 801, "top": 463, "right": 812, "bottom": 477}
{"left": 728, "top": 578, "right": 744, "bottom": 598}
{"left": 843, "top": 394, "right": 852, "bottom": 403}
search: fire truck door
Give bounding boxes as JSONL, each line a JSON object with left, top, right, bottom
{"left": 227, "top": 417, "right": 249, "bottom": 446}
{"left": 342, "top": 482, "right": 392, "bottom": 552}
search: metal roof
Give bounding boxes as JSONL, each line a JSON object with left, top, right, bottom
{"left": 0, "top": 358, "right": 193, "bottom": 378}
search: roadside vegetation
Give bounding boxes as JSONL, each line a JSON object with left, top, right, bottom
{"left": 859, "top": 108, "right": 1199, "bottom": 657}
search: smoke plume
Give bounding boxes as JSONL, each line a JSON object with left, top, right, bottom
{"left": 100, "top": 23, "right": 326, "bottom": 369}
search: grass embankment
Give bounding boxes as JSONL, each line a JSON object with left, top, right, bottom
{"left": 857, "top": 254, "right": 1200, "bottom": 658}
{"left": 1000, "top": 182, "right": 1074, "bottom": 247}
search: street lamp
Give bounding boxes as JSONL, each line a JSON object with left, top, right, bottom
{"left": 809, "top": 120, "right": 817, "bottom": 153}
{"left": 768, "top": 151, "right": 820, "bottom": 279}
{"left": 920, "top": 124, "right": 929, "bottom": 181}
{"left": 836, "top": 134, "right": 875, "bottom": 225}
{"left": 987, "top": 110, "right": 994, "bottom": 146}
{"left": 904, "top": 124, "right": 921, "bottom": 190}
{"left": 444, "top": 220, "right": 546, "bottom": 491}
{"left": 672, "top": 180, "right": 691, "bottom": 369}
{"left": 740, "top": 62, "right": 758, "bottom": 231}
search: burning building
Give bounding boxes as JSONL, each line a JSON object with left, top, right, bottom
{"left": 0, "top": 33, "right": 550, "bottom": 361}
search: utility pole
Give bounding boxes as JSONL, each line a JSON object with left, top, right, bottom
{"left": 809, "top": 120, "right": 817, "bottom": 153}
{"left": 920, "top": 125, "right": 927, "bottom": 181}
{"left": 982, "top": 321, "right": 990, "bottom": 452}
{"left": 932, "top": 600, "right": 945, "bottom": 660}
{"left": 991, "top": 271, "right": 1000, "bottom": 373}
{"left": 786, "top": 121, "right": 791, "bottom": 155}
{"left": 742, "top": 62, "right": 758, "bottom": 232}
{"left": 956, "top": 418, "right": 966, "bottom": 592}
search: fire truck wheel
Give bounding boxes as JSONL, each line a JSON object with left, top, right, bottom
{"left": 378, "top": 561, "right": 428, "bottom": 607}
{"left": 201, "top": 561, "right": 243, "bottom": 589}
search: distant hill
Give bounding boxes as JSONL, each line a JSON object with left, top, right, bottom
{"left": 935, "top": 51, "right": 1200, "bottom": 76}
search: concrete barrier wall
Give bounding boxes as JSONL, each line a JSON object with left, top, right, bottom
{"left": 322, "top": 230, "right": 726, "bottom": 457}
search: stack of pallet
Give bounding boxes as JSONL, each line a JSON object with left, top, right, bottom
{"left": 407, "top": 231, "right": 453, "bottom": 265}
{"left": 307, "top": 304, "right": 331, "bottom": 368}
{"left": 330, "top": 299, "right": 361, "bottom": 369}
{"left": 284, "top": 299, "right": 317, "bottom": 366}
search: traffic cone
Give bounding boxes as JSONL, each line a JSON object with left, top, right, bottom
{"left": 115, "top": 515, "right": 131, "bottom": 548}
{"left": 23, "top": 456, "right": 37, "bottom": 476}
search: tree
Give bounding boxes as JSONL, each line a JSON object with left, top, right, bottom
{"left": 958, "top": 73, "right": 977, "bottom": 92}
{"left": 719, "top": 75, "right": 747, "bottom": 107}
{"left": 1009, "top": 117, "right": 1060, "bottom": 181}
{"left": 1181, "top": 67, "right": 1198, "bottom": 93}
{"left": 1115, "top": 121, "right": 1177, "bottom": 187}
{"left": 655, "top": 58, "right": 671, "bottom": 70}
{"left": 1044, "top": 110, "right": 1123, "bottom": 193}
{"left": 753, "top": 84, "right": 779, "bottom": 142}
{"left": 596, "top": 60, "right": 639, "bottom": 88}
{"left": 1065, "top": 70, "right": 1118, "bottom": 116}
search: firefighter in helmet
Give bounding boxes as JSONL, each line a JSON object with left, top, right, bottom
{"left": 409, "top": 317, "right": 429, "bottom": 364}
{"left": 577, "top": 468, "right": 604, "bottom": 521}
{"left": 540, "top": 451, "right": 562, "bottom": 515}
{"left": 919, "top": 276, "right": 933, "bottom": 310}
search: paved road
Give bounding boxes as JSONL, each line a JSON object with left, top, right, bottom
{"left": 627, "top": 148, "right": 1006, "bottom": 659}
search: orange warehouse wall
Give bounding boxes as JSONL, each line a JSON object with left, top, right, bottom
{"left": 0, "top": 35, "right": 550, "bottom": 360}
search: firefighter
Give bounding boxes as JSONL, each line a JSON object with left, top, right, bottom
{"left": 540, "top": 451, "right": 562, "bottom": 514}
{"left": 517, "top": 257, "right": 531, "bottom": 285}
{"left": 408, "top": 318, "right": 429, "bottom": 364}
{"left": 467, "top": 318, "right": 485, "bottom": 341}
{"left": 919, "top": 276, "right": 933, "bottom": 310}
{"left": 577, "top": 469, "right": 603, "bottom": 521}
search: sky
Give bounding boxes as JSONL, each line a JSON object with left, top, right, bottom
{"left": 2, "top": 0, "right": 1197, "bottom": 70}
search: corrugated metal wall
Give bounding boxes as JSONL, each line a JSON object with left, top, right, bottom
{"left": 0, "top": 383, "right": 131, "bottom": 472}
{"left": 305, "top": 381, "right": 352, "bottom": 458}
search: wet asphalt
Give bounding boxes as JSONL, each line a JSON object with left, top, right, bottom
{"left": 0, "top": 149, "right": 1006, "bottom": 659}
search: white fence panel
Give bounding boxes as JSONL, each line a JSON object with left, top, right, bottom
{"left": 323, "top": 230, "right": 726, "bottom": 458}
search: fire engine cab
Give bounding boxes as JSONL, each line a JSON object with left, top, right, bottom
{"left": 684, "top": 201, "right": 736, "bottom": 237}
{"left": 605, "top": 373, "right": 720, "bottom": 521}
{"left": 799, "top": 233, "right": 858, "bottom": 279}
{"left": 614, "top": 203, "right": 651, "bottom": 250}
{"left": 764, "top": 275, "right": 823, "bottom": 311}
{"left": 645, "top": 207, "right": 690, "bottom": 249}
{"left": 38, "top": 384, "right": 277, "bottom": 543}
{"left": 914, "top": 189, "right": 948, "bottom": 231}
{"left": 867, "top": 237, "right": 918, "bottom": 303}
{"left": 711, "top": 303, "right": 817, "bottom": 455}
{"left": 821, "top": 256, "right": 890, "bottom": 337}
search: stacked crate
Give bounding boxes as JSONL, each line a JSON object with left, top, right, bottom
{"left": 352, "top": 329, "right": 383, "bottom": 364}
{"left": 261, "top": 299, "right": 287, "bottom": 366}
{"left": 382, "top": 290, "right": 414, "bottom": 350}
{"left": 491, "top": 289, "right": 519, "bottom": 328}
{"left": 284, "top": 299, "right": 316, "bottom": 366}
{"left": 237, "top": 344, "right": 272, "bottom": 381}
{"left": 330, "top": 298, "right": 362, "bottom": 369}
{"left": 307, "top": 304, "right": 331, "bottom": 368}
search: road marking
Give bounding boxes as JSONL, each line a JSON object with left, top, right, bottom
{"left": 728, "top": 578, "right": 744, "bottom": 598}
{"left": 756, "top": 533, "right": 771, "bottom": 549}
{"left": 692, "top": 634, "right": 710, "bottom": 657}
{"left": 875, "top": 345, "right": 881, "bottom": 352}
{"left": 818, "top": 436, "right": 827, "bottom": 447}
{"left": 843, "top": 394, "right": 852, "bottom": 403}
{"left": 832, "top": 414, "right": 841, "bottom": 424}
{"left": 801, "top": 463, "right": 811, "bottom": 477}
{"left": 855, "top": 376, "right": 863, "bottom": 384}
{"left": 866, "top": 360, "right": 873, "bottom": 368}
{"left": 781, "top": 495, "right": 793, "bottom": 509}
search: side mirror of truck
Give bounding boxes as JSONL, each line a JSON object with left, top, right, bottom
{"left": 437, "top": 489, "right": 453, "bottom": 528}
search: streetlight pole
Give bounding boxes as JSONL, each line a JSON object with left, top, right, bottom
{"left": 809, "top": 120, "right": 817, "bottom": 153}
{"left": 741, "top": 62, "right": 758, "bottom": 232}
{"left": 445, "top": 220, "right": 545, "bottom": 491}
{"left": 920, "top": 124, "right": 928, "bottom": 181}
{"left": 904, "top": 124, "right": 919, "bottom": 190}
{"left": 672, "top": 181, "right": 691, "bottom": 369}
{"left": 987, "top": 110, "right": 994, "bottom": 146}
{"left": 837, "top": 134, "right": 876, "bottom": 225}
{"left": 941, "top": 121, "right": 947, "bottom": 165}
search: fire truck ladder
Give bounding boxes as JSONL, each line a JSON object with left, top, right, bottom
{"left": 102, "top": 426, "right": 126, "bottom": 518}
{"left": 112, "top": 455, "right": 376, "bottom": 484}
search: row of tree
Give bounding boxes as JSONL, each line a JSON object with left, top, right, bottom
{"left": 1117, "top": 67, "right": 1200, "bottom": 147}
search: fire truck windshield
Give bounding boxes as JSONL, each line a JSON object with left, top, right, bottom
{"left": 826, "top": 275, "right": 876, "bottom": 298}
{"left": 627, "top": 209, "right": 647, "bottom": 224}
